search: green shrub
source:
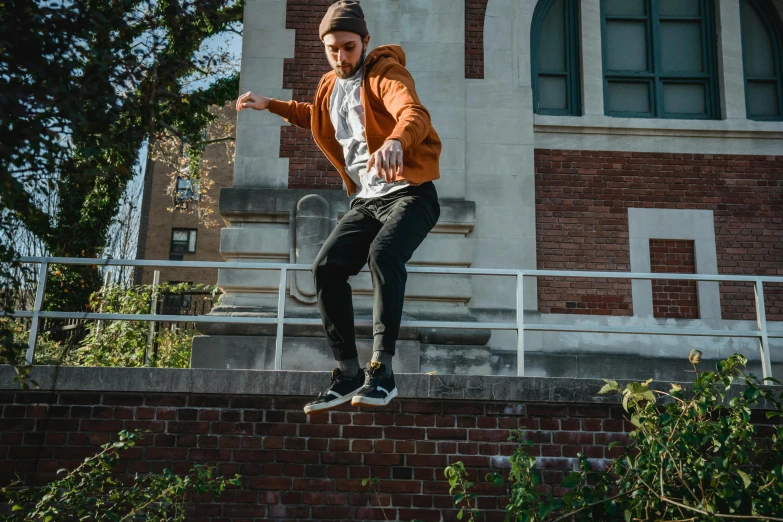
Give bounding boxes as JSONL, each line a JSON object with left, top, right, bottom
{"left": 0, "top": 430, "right": 240, "bottom": 521}
{"left": 2, "top": 282, "right": 219, "bottom": 370}
{"left": 447, "top": 354, "right": 783, "bottom": 522}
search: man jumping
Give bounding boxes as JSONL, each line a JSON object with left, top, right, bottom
{"left": 235, "top": 0, "right": 441, "bottom": 414}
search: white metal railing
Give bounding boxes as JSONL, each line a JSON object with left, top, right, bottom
{"left": 5, "top": 257, "right": 783, "bottom": 379}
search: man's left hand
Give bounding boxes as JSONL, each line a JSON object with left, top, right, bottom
{"left": 367, "top": 139, "right": 403, "bottom": 182}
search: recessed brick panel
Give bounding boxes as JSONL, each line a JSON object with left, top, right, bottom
{"left": 466, "top": 0, "right": 488, "bottom": 79}
{"left": 650, "top": 239, "right": 699, "bottom": 319}
{"left": 282, "top": 0, "right": 343, "bottom": 191}
{"left": 535, "top": 149, "right": 783, "bottom": 320}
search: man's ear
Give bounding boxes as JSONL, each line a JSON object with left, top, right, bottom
{"left": 364, "top": 34, "right": 370, "bottom": 48}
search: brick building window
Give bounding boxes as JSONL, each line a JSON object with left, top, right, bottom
{"left": 601, "top": 0, "right": 720, "bottom": 119}
{"left": 175, "top": 177, "right": 200, "bottom": 204}
{"left": 532, "top": 0, "right": 582, "bottom": 115}
{"left": 740, "top": 0, "right": 783, "bottom": 120}
{"left": 170, "top": 229, "right": 197, "bottom": 260}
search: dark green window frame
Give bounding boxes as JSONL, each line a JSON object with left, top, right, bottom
{"left": 740, "top": 0, "right": 783, "bottom": 121}
{"left": 531, "top": 0, "right": 582, "bottom": 116}
{"left": 600, "top": 0, "right": 720, "bottom": 119}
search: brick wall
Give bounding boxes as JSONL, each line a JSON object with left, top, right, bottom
{"left": 535, "top": 149, "right": 783, "bottom": 320}
{"left": 650, "top": 239, "right": 699, "bottom": 319}
{"left": 282, "top": 0, "right": 343, "bottom": 191}
{"left": 135, "top": 104, "right": 236, "bottom": 285}
{"left": 465, "top": 1, "right": 488, "bottom": 79}
{"left": 0, "top": 390, "right": 631, "bottom": 521}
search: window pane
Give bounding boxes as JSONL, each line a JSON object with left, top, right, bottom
{"left": 538, "top": 75, "right": 568, "bottom": 110}
{"left": 663, "top": 83, "right": 706, "bottom": 114}
{"left": 605, "top": 0, "right": 645, "bottom": 16}
{"left": 172, "top": 230, "right": 188, "bottom": 242}
{"left": 660, "top": 21, "right": 703, "bottom": 72}
{"left": 171, "top": 242, "right": 186, "bottom": 254}
{"left": 747, "top": 81, "right": 780, "bottom": 117}
{"left": 188, "top": 231, "right": 197, "bottom": 253}
{"left": 539, "top": 0, "right": 566, "bottom": 71}
{"left": 606, "top": 21, "right": 648, "bottom": 71}
{"left": 607, "top": 81, "right": 651, "bottom": 113}
{"left": 659, "top": 0, "right": 700, "bottom": 17}
{"left": 741, "top": 0, "right": 776, "bottom": 77}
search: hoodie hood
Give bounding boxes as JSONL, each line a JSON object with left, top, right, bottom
{"left": 363, "top": 44, "right": 406, "bottom": 69}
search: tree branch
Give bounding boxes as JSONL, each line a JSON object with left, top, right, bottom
{"left": 550, "top": 487, "right": 642, "bottom": 522}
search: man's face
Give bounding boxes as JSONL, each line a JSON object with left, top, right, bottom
{"left": 324, "top": 31, "right": 370, "bottom": 79}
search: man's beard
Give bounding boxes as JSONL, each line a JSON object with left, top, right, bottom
{"left": 333, "top": 44, "right": 366, "bottom": 79}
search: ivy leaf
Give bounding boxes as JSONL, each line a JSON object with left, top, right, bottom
{"left": 599, "top": 379, "right": 619, "bottom": 394}
{"left": 608, "top": 441, "right": 623, "bottom": 449}
{"left": 560, "top": 473, "right": 580, "bottom": 489}
{"left": 737, "top": 470, "right": 751, "bottom": 489}
{"left": 538, "top": 502, "right": 554, "bottom": 520}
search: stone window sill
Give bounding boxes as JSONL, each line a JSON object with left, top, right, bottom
{"left": 534, "top": 114, "right": 783, "bottom": 139}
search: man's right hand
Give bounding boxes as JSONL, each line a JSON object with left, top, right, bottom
{"left": 236, "top": 91, "right": 270, "bottom": 112}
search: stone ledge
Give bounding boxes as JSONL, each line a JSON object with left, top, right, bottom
{"left": 0, "top": 365, "right": 623, "bottom": 404}
{"left": 534, "top": 114, "right": 783, "bottom": 138}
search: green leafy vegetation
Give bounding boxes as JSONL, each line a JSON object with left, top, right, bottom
{"left": 447, "top": 354, "right": 783, "bottom": 521}
{"left": 0, "top": 430, "right": 240, "bottom": 521}
{"left": 1, "top": 282, "right": 218, "bottom": 370}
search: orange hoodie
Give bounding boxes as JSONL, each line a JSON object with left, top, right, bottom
{"left": 267, "top": 45, "right": 442, "bottom": 196}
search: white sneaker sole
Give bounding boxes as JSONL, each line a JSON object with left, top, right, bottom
{"left": 303, "top": 388, "right": 360, "bottom": 415}
{"left": 351, "top": 387, "right": 398, "bottom": 407}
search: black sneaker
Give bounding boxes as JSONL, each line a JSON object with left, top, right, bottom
{"left": 351, "top": 362, "right": 398, "bottom": 407}
{"left": 303, "top": 368, "right": 364, "bottom": 415}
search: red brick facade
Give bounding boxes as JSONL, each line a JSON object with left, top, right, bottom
{"left": 282, "top": 0, "right": 342, "bottom": 190}
{"left": 465, "top": 1, "right": 488, "bottom": 79}
{"left": 0, "top": 390, "right": 631, "bottom": 521}
{"left": 535, "top": 149, "right": 783, "bottom": 320}
{"left": 650, "top": 240, "right": 699, "bottom": 319}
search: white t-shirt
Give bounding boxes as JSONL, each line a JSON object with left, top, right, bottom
{"left": 329, "top": 67, "right": 409, "bottom": 199}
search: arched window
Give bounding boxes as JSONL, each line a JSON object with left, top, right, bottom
{"left": 600, "top": 0, "right": 719, "bottom": 119}
{"left": 532, "top": 0, "right": 582, "bottom": 115}
{"left": 740, "top": 0, "right": 783, "bottom": 120}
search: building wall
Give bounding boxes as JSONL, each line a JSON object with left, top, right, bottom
{"left": 223, "top": 0, "right": 783, "bottom": 372}
{"left": 135, "top": 104, "right": 236, "bottom": 286}
{"left": 271, "top": 0, "right": 782, "bottom": 317}
{"left": 535, "top": 149, "right": 783, "bottom": 321}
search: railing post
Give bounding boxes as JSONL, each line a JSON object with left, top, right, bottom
{"left": 516, "top": 270, "right": 525, "bottom": 377}
{"left": 95, "top": 269, "right": 112, "bottom": 338}
{"left": 144, "top": 270, "right": 160, "bottom": 366}
{"left": 274, "top": 268, "right": 288, "bottom": 371}
{"left": 754, "top": 279, "right": 773, "bottom": 382}
{"left": 25, "top": 261, "right": 49, "bottom": 366}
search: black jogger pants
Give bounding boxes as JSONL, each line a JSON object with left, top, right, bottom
{"left": 312, "top": 181, "right": 440, "bottom": 361}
